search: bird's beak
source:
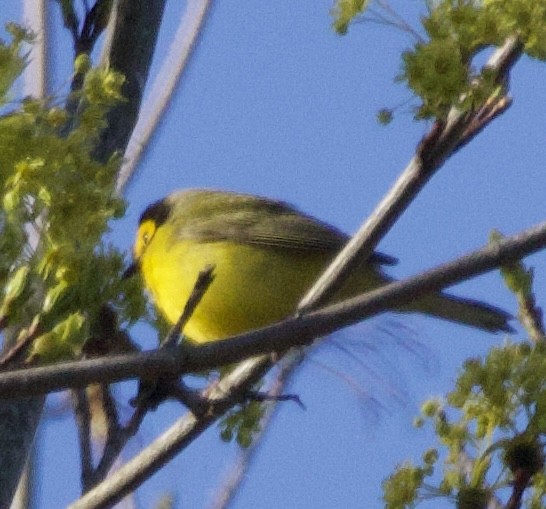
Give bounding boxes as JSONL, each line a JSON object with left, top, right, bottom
{"left": 122, "top": 260, "right": 139, "bottom": 279}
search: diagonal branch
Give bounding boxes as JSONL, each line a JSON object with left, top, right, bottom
{"left": 207, "top": 353, "right": 302, "bottom": 509}
{"left": 115, "top": 0, "right": 214, "bottom": 193}
{"left": 203, "top": 35, "right": 525, "bottom": 507}
{"left": 68, "top": 356, "right": 273, "bottom": 509}
{"left": 298, "top": 36, "right": 523, "bottom": 313}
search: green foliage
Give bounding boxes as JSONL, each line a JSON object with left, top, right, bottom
{"left": 331, "top": 0, "right": 371, "bottom": 34}
{"left": 499, "top": 259, "right": 533, "bottom": 299}
{"left": 484, "top": 0, "right": 546, "bottom": 60}
{"left": 384, "top": 339, "right": 546, "bottom": 507}
{"left": 0, "top": 23, "right": 32, "bottom": 101}
{"left": 377, "top": 108, "right": 394, "bottom": 125}
{"left": 0, "top": 27, "right": 146, "bottom": 361}
{"left": 30, "top": 311, "right": 88, "bottom": 362}
{"left": 402, "top": 0, "right": 546, "bottom": 119}
{"left": 385, "top": 255, "right": 546, "bottom": 506}
{"left": 401, "top": 37, "right": 469, "bottom": 119}
{"left": 502, "top": 434, "right": 544, "bottom": 478}
{"left": 333, "top": 0, "right": 546, "bottom": 120}
{"left": 219, "top": 399, "right": 265, "bottom": 448}
{"left": 383, "top": 454, "right": 435, "bottom": 509}
{"left": 492, "top": 231, "right": 544, "bottom": 342}
{"left": 456, "top": 486, "right": 490, "bottom": 509}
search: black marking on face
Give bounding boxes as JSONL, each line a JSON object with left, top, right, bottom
{"left": 139, "top": 199, "right": 172, "bottom": 228}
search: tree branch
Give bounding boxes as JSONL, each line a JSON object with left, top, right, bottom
{"left": 65, "top": 214, "right": 546, "bottom": 506}
{"left": 73, "top": 389, "right": 94, "bottom": 492}
{"left": 94, "top": 0, "right": 167, "bottom": 163}
{"left": 0, "top": 220, "right": 545, "bottom": 400}
{"left": 297, "top": 36, "right": 523, "bottom": 313}
{"left": 207, "top": 353, "right": 302, "bottom": 509}
{"left": 68, "top": 356, "right": 273, "bottom": 509}
{"left": 202, "top": 36, "right": 524, "bottom": 505}
{"left": 22, "top": 0, "right": 48, "bottom": 98}
{"left": 115, "top": 0, "right": 214, "bottom": 193}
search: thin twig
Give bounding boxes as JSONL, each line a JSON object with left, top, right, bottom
{"left": 162, "top": 265, "right": 215, "bottom": 348}
{"left": 516, "top": 292, "right": 545, "bottom": 344}
{"left": 72, "top": 389, "right": 94, "bottom": 492}
{"left": 367, "top": 0, "right": 423, "bottom": 42}
{"left": 88, "top": 383, "right": 124, "bottom": 487}
{"left": 453, "top": 96, "right": 512, "bottom": 154}
{"left": 0, "top": 321, "right": 41, "bottom": 369}
{"left": 91, "top": 406, "right": 147, "bottom": 487}
{"left": 207, "top": 354, "right": 303, "bottom": 509}
{"left": 87, "top": 265, "right": 216, "bottom": 484}
{"left": 130, "top": 264, "right": 215, "bottom": 408}
{"left": 244, "top": 390, "right": 304, "bottom": 409}
{"left": 505, "top": 469, "right": 532, "bottom": 509}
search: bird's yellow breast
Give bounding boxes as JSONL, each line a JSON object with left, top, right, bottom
{"left": 139, "top": 224, "right": 339, "bottom": 343}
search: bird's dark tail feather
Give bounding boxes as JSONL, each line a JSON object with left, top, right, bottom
{"left": 407, "top": 291, "right": 514, "bottom": 333}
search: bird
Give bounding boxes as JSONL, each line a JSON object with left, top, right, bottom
{"left": 127, "top": 188, "right": 512, "bottom": 343}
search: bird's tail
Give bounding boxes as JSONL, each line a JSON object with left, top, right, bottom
{"left": 407, "top": 291, "right": 514, "bottom": 333}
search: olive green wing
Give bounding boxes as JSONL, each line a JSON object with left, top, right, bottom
{"left": 167, "top": 189, "right": 397, "bottom": 266}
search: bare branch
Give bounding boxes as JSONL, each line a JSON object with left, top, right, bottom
{"left": 22, "top": 0, "right": 48, "bottom": 98}
{"left": 297, "top": 36, "right": 523, "bottom": 313}
{"left": 90, "top": 397, "right": 147, "bottom": 489}
{"left": 73, "top": 389, "right": 94, "bottom": 492}
{"left": 0, "top": 220, "right": 545, "bottom": 400}
{"left": 163, "top": 264, "right": 216, "bottom": 349}
{"left": 69, "top": 356, "right": 273, "bottom": 509}
{"left": 116, "top": 0, "right": 214, "bottom": 193}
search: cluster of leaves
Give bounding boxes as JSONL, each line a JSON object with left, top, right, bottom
{"left": 0, "top": 24, "right": 145, "bottom": 362}
{"left": 331, "top": 0, "right": 546, "bottom": 119}
{"left": 219, "top": 399, "right": 266, "bottom": 448}
{"left": 331, "top": 0, "right": 370, "bottom": 34}
{"left": 383, "top": 339, "right": 546, "bottom": 509}
{"left": 384, "top": 256, "right": 546, "bottom": 508}
{"left": 403, "top": 0, "right": 546, "bottom": 119}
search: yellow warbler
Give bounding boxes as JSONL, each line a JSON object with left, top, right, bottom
{"left": 128, "top": 189, "right": 511, "bottom": 343}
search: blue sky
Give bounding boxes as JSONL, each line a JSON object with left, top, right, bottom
{"left": 4, "top": 1, "right": 546, "bottom": 507}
